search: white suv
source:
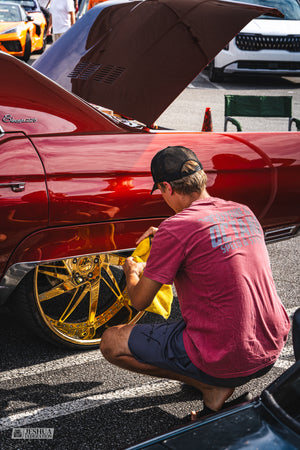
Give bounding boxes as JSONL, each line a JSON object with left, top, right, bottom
{"left": 208, "top": 0, "right": 300, "bottom": 81}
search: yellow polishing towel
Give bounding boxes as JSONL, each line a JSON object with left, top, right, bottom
{"left": 129, "top": 237, "right": 173, "bottom": 319}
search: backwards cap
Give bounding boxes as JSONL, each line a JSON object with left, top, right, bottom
{"left": 151, "top": 146, "right": 203, "bottom": 194}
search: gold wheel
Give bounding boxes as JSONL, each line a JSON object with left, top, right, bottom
{"left": 33, "top": 253, "right": 144, "bottom": 347}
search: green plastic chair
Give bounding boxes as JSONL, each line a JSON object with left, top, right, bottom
{"left": 224, "top": 95, "right": 300, "bottom": 132}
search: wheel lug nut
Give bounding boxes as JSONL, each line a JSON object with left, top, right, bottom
{"left": 73, "top": 258, "right": 77, "bottom": 264}
{"left": 94, "top": 258, "right": 99, "bottom": 263}
{"left": 75, "top": 272, "right": 80, "bottom": 278}
{"left": 88, "top": 273, "right": 93, "bottom": 278}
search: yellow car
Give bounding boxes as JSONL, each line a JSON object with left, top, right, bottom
{"left": 0, "top": 0, "right": 46, "bottom": 62}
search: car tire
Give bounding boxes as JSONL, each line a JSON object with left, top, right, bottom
{"left": 36, "top": 31, "right": 47, "bottom": 55}
{"left": 208, "top": 60, "right": 224, "bottom": 82}
{"left": 9, "top": 253, "right": 144, "bottom": 349}
{"left": 22, "top": 33, "right": 31, "bottom": 62}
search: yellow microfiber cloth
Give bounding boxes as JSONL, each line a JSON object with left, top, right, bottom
{"left": 129, "top": 237, "right": 173, "bottom": 319}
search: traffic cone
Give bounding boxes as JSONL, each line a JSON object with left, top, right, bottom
{"left": 201, "top": 107, "right": 213, "bottom": 132}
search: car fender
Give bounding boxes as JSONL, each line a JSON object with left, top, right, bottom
{"left": 0, "top": 217, "right": 163, "bottom": 304}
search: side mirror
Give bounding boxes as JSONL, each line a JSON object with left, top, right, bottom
{"left": 26, "top": 14, "right": 34, "bottom": 22}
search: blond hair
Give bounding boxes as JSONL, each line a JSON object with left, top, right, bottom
{"left": 160, "top": 160, "right": 207, "bottom": 195}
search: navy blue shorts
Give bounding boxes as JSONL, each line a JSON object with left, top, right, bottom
{"left": 128, "top": 320, "right": 273, "bottom": 388}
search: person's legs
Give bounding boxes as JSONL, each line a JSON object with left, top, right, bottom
{"left": 100, "top": 324, "right": 234, "bottom": 411}
{"left": 52, "top": 33, "right": 63, "bottom": 42}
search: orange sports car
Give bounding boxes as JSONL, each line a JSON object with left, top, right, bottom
{"left": 0, "top": 0, "right": 46, "bottom": 62}
{"left": 76, "top": 0, "right": 109, "bottom": 20}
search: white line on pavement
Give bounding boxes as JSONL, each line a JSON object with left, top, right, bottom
{"left": 0, "top": 317, "right": 296, "bottom": 430}
{"left": 286, "top": 306, "right": 298, "bottom": 317}
{"left": 279, "top": 345, "right": 294, "bottom": 358}
{"left": 0, "top": 350, "right": 101, "bottom": 382}
{"left": 1, "top": 306, "right": 297, "bottom": 382}
{"left": 0, "top": 355, "right": 295, "bottom": 431}
{"left": 0, "top": 380, "right": 180, "bottom": 431}
{"left": 275, "top": 359, "right": 294, "bottom": 370}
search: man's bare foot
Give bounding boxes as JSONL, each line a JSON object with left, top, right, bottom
{"left": 201, "top": 385, "right": 235, "bottom": 411}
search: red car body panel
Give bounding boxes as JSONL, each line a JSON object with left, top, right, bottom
{"left": 32, "top": 131, "right": 299, "bottom": 228}
{"left": 1, "top": 50, "right": 123, "bottom": 135}
{"left": 0, "top": 1, "right": 299, "bottom": 305}
{"left": 3, "top": 129, "right": 299, "bottom": 275}
{"left": 0, "top": 133, "right": 48, "bottom": 275}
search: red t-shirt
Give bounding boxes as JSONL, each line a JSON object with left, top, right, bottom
{"left": 144, "top": 197, "right": 290, "bottom": 378}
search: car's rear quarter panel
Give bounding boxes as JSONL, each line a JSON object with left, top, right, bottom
{"left": 32, "top": 130, "right": 300, "bottom": 228}
{"left": 5, "top": 129, "right": 298, "bottom": 271}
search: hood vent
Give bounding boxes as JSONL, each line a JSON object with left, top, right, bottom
{"left": 68, "top": 63, "right": 126, "bottom": 85}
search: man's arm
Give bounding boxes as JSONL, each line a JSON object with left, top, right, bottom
{"left": 69, "top": 10, "right": 75, "bottom": 26}
{"left": 48, "top": 13, "right": 52, "bottom": 31}
{"left": 123, "top": 257, "right": 162, "bottom": 311}
{"left": 136, "top": 226, "right": 158, "bottom": 245}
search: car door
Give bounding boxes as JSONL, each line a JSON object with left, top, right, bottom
{"left": 0, "top": 131, "right": 48, "bottom": 278}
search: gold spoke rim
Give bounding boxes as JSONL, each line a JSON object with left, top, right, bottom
{"left": 33, "top": 253, "right": 144, "bottom": 346}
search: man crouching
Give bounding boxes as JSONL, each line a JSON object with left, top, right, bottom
{"left": 100, "top": 145, "right": 290, "bottom": 414}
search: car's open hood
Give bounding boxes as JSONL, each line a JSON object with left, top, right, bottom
{"left": 33, "top": 0, "right": 282, "bottom": 126}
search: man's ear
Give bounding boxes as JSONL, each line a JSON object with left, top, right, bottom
{"left": 164, "top": 182, "right": 173, "bottom": 195}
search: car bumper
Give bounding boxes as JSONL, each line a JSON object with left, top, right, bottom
{"left": 222, "top": 60, "right": 300, "bottom": 76}
{"left": 0, "top": 34, "right": 26, "bottom": 57}
{"left": 215, "top": 47, "right": 300, "bottom": 76}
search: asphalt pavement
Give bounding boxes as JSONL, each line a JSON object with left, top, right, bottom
{"left": 157, "top": 70, "right": 300, "bottom": 132}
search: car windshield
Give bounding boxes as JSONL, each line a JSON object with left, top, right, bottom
{"left": 0, "top": 4, "right": 21, "bottom": 21}
{"left": 0, "top": 0, "right": 38, "bottom": 12}
{"left": 232, "top": 0, "right": 300, "bottom": 19}
{"left": 18, "top": 0, "right": 38, "bottom": 12}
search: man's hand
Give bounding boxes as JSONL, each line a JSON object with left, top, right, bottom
{"left": 123, "top": 257, "right": 162, "bottom": 311}
{"left": 136, "top": 226, "right": 158, "bottom": 245}
{"left": 123, "top": 257, "right": 146, "bottom": 279}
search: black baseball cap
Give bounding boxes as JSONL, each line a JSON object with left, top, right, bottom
{"left": 151, "top": 146, "right": 203, "bottom": 194}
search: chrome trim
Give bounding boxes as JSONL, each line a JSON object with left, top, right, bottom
{"left": 265, "top": 225, "right": 299, "bottom": 244}
{"left": 0, "top": 262, "right": 38, "bottom": 305}
{"left": 0, "top": 125, "right": 4, "bottom": 137}
{"left": 0, "top": 247, "right": 135, "bottom": 305}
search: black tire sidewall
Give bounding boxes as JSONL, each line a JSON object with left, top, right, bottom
{"left": 22, "top": 33, "right": 31, "bottom": 62}
{"left": 9, "top": 270, "right": 97, "bottom": 350}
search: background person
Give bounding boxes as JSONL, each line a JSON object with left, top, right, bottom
{"left": 49, "top": 0, "right": 75, "bottom": 43}
{"left": 100, "top": 146, "right": 290, "bottom": 414}
{"left": 38, "top": 0, "right": 51, "bottom": 38}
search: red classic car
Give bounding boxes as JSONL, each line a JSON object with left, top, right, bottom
{"left": 0, "top": 0, "right": 299, "bottom": 349}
